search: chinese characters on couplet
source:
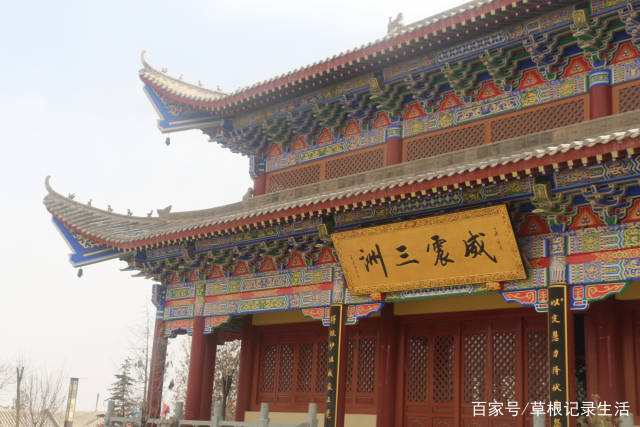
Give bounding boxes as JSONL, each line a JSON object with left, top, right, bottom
{"left": 359, "top": 229, "right": 497, "bottom": 273}
{"left": 547, "top": 286, "right": 569, "bottom": 427}
{"left": 471, "top": 401, "right": 630, "bottom": 417}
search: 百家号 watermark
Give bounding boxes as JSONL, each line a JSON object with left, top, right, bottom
{"left": 472, "top": 401, "right": 630, "bottom": 417}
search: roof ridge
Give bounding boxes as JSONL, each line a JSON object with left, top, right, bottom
{"left": 139, "top": 51, "right": 228, "bottom": 101}
{"left": 44, "top": 176, "right": 177, "bottom": 222}
{"left": 140, "top": 0, "right": 506, "bottom": 106}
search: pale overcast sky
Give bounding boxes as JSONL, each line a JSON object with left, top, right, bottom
{"left": 0, "top": 0, "right": 469, "bottom": 411}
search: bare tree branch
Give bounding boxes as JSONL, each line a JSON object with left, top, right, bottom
{"left": 0, "top": 361, "right": 12, "bottom": 391}
{"left": 22, "top": 366, "right": 65, "bottom": 427}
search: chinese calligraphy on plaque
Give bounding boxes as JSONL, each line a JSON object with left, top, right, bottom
{"left": 331, "top": 205, "right": 525, "bottom": 294}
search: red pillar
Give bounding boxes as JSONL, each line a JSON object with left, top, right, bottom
{"left": 385, "top": 125, "right": 403, "bottom": 166}
{"left": 376, "top": 304, "right": 397, "bottom": 427}
{"left": 235, "top": 317, "right": 254, "bottom": 421}
{"left": 585, "top": 298, "right": 625, "bottom": 405}
{"left": 185, "top": 317, "right": 205, "bottom": 421}
{"left": 146, "top": 319, "right": 168, "bottom": 422}
{"left": 253, "top": 173, "right": 267, "bottom": 196}
{"left": 199, "top": 332, "right": 218, "bottom": 420}
{"left": 589, "top": 70, "right": 612, "bottom": 119}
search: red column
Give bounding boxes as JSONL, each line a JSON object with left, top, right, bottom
{"left": 376, "top": 304, "right": 397, "bottom": 427}
{"left": 146, "top": 319, "right": 168, "bottom": 423}
{"left": 385, "top": 125, "right": 403, "bottom": 166}
{"left": 589, "top": 70, "right": 612, "bottom": 119}
{"left": 235, "top": 317, "right": 254, "bottom": 421}
{"left": 199, "top": 332, "right": 218, "bottom": 420}
{"left": 185, "top": 317, "right": 205, "bottom": 421}
{"left": 585, "top": 298, "right": 625, "bottom": 405}
{"left": 253, "top": 173, "right": 267, "bottom": 196}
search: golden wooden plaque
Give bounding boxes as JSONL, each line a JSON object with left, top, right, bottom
{"left": 331, "top": 205, "right": 525, "bottom": 294}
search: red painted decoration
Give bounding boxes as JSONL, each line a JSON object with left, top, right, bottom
{"left": 438, "top": 92, "right": 464, "bottom": 111}
{"left": 344, "top": 120, "right": 362, "bottom": 136}
{"left": 292, "top": 136, "right": 308, "bottom": 151}
{"left": 266, "top": 143, "right": 283, "bottom": 158}
{"left": 315, "top": 247, "right": 336, "bottom": 265}
{"left": 611, "top": 42, "right": 640, "bottom": 64}
{"left": 317, "top": 128, "right": 334, "bottom": 145}
{"left": 232, "top": 261, "right": 250, "bottom": 276}
{"left": 518, "top": 214, "right": 551, "bottom": 236}
{"left": 208, "top": 264, "right": 224, "bottom": 279}
{"left": 404, "top": 102, "right": 425, "bottom": 120}
{"left": 258, "top": 257, "right": 277, "bottom": 273}
{"left": 569, "top": 206, "right": 605, "bottom": 230}
{"left": 517, "top": 69, "right": 546, "bottom": 90}
{"left": 286, "top": 252, "right": 307, "bottom": 269}
{"left": 623, "top": 199, "right": 640, "bottom": 223}
{"left": 476, "top": 81, "right": 502, "bottom": 101}
{"left": 562, "top": 56, "right": 592, "bottom": 78}
{"left": 373, "top": 111, "right": 392, "bottom": 129}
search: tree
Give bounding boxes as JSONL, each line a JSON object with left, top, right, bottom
{"left": 22, "top": 366, "right": 65, "bottom": 427}
{"left": 108, "top": 358, "right": 137, "bottom": 417}
{"left": 212, "top": 340, "right": 240, "bottom": 420}
{"left": 0, "top": 360, "right": 12, "bottom": 391}
{"left": 167, "top": 338, "right": 240, "bottom": 420}
{"left": 127, "top": 306, "right": 153, "bottom": 421}
{"left": 16, "top": 365, "right": 24, "bottom": 427}
{"left": 166, "top": 335, "right": 190, "bottom": 406}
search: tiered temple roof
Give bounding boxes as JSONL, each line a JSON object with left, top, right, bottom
{"left": 45, "top": 111, "right": 640, "bottom": 250}
{"left": 140, "top": 0, "right": 573, "bottom": 117}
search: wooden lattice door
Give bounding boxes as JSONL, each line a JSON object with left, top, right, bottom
{"left": 404, "top": 322, "right": 458, "bottom": 427}
{"left": 402, "top": 312, "right": 544, "bottom": 427}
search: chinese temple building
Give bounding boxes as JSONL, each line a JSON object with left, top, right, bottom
{"left": 44, "top": 0, "right": 640, "bottom": 426}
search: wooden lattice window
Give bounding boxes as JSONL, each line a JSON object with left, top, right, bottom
{"left": 406, "top": 123, "right": 485, "bottom": 161}
{"left": 325, "top": 148, "right": 384, "bottom": 180}
{"left": 267, "top": 164, "right": 321, "bottom": 192}
{"left": 407, "top": 335, "right": 429, "bottom": 403}
{"left": 526, "top": 328, "right": 548, "bottom": 402}
{"left": 492, "top": 331, "right": 517, "bottom": 402}
{"left": 345, "top": 339, "right": 354, "bottom": 393}
{"left": 254, "top": 320, "right": 379, "bottom": 412}
{"left": 356, "top": 338, "right": 377, "bottom": 393}
{"left": 491, "top": 98, "right": 585, "bottom": 142}
{"left": 256, "top": 337, "right": 326, "bottom": 405}
{"left": 433, "top": 335, "right": 455, "bottom": 403}
{"left": 260, "top": 344, "right": 277, "bottom": 393}
{"left": 315, "top": 341, "right": 328, "bottom": 393}
{"left": 296, "top": 343, "right": 313, "bottom": 393}
{"left": 463, "top": 333, "right": 487, "bottom": 403}
{"left": 344, "top": 325, "right": 379, "bottom": 409}
{"left": 277, "top": 343, "right": 294, "bottom": 392}
{"left": 618, "top": 83, "right": 640, "bottom": 113}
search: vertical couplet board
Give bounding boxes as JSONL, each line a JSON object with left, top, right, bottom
{"left": 324, "top": 304, "right": 347, "bottom": 427}
{"left": 548, "top": 285, "right": 570, "bottom": 427}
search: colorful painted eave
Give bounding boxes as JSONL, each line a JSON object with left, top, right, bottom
{"left": 43, "top": 110, "right": 640, "bottom": 252}
{"left": 140, "top": 0, "right": 570, "bottom": 117}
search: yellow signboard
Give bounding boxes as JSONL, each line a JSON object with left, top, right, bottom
{"left": 331, "top": 205, "right": 525, "bottom": 294}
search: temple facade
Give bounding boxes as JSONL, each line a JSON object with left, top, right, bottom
{"left": 45, "top": 1, "right": 640, "bottom": 426}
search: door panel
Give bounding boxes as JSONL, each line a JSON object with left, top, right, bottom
{"left": 402, "top": 312, "right": 545, "bottom": 427}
